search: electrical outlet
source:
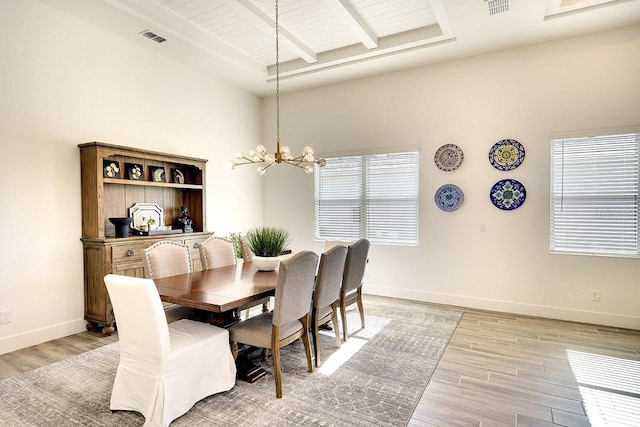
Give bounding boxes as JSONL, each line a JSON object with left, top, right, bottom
{"left": 0, "top": 310, "right": 11, "bottom": 324}
{"left": 591, "top": 290, "right": 601, "bottom": 302}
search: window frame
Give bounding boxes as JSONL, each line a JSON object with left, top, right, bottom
{"left": 549, "top": 131, "right": 640, "bottom": 258}
{"left": 314, "top": 151, "right": 419, "bottom": 246}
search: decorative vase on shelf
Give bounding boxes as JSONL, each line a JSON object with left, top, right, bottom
{"left": 252, "top": 255, "right": 281, "bottom": 272}
{"left": 109, "top": 217, "right": 132, "bottom": 238}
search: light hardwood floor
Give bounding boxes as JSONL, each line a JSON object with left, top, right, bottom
{"left": 1, "top": 297, "right": 639, "bottom": 427}
{"left": 409, "top": 307, "right": 640, "bottom": 427}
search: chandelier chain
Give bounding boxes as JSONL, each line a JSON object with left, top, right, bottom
{"left": 275, "top": 0, "right": 280, "bottom": 150}
{"left": 228, "top": 0, "right": 325, "bottom": 175}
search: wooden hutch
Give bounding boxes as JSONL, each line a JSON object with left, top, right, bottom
{"left": 79, "top": 142, "right": 212, "bottom": 335}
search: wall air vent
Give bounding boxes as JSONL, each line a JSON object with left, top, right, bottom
{"left": 140, "top": 30, "right": 166, "bottom": 43}
{"left": 484, "top": 0, "right": 510, "bottom": 15}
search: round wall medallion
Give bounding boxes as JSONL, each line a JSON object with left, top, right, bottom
{"left": 490, "top": 179, "right": 526, "bottom": 210}
{"left": 489, "top": 139, "right": 525, "bottom": 171}
{"left": 434, "top": 184, "right": 464, "bottom": 212}
{"left": 435, "top": 144, "right": 464, "bottom": 171}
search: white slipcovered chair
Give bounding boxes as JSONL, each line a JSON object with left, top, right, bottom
{"left": 104, "top": 274, "right": 236, "bottom": 427}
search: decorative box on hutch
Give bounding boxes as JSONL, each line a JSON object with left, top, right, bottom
{"left": 79, "top": 142, "right": 212, "bottom": 335}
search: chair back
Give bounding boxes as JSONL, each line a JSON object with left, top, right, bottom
{"left": 143, "top": 241, "right": 192, "bottom": 279}
{"left": 314, "top": 245, "right": 347, "bottom": 309}
{"left": 240, "top": 237, "right": 254, "bottom": 262}
{"left": 199, "top": 237, "right": 236, "bottom": 270}
{"left": 272, "top": 250, "right": 318, "bottom": 327}
{"left": 342, "top": 239, "right": 370, "bottom": 294}
{"left": 104, "top": 274, "right": 171, "bottom": 361}
{"left": 323, "top": 240, "right": 354, "bottom": 252}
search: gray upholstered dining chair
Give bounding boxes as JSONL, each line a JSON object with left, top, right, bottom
{"left": 143, "top": 240, "right": 208, "bottom": 323}
{"left": 104, "top": 274, "right": 236, "bottom": 427}
{"left": 311, "top": 244, "right": 348, "bottom": 367}
{"left": 228, "top": 250, "right": 319, "bottom": 398}
{"left": 198, "top": 236, "right": 236, "bottom": 269}
{"left": 340, "top": 238, "right": 370, "bottom": 342}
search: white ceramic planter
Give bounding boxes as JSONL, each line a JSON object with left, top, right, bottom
{"left": 252, "top": 255, "right": 281, "bottom": 272}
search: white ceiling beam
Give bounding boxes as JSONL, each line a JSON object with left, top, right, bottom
{"left": 323, "top": 0, "right": 378, "bottom": 49}
{"left": 229, "top": 0, "right": 317, "bottom": 64}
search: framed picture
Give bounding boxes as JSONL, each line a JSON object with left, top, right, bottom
{"left": 126, "top": 163, "right": 143, "bottom": 181}
{"left": 103, "top": 160, "right": 121, "bottom": 179}
{"left": 149, "top": 166, "right": 166, "bottom": 183}
{"left": 173, "top": 168, "right": 185, "bottom": 184}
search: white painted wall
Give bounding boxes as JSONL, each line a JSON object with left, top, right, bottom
{"left": 263, "top": 25, "right": 640, "bottom": 329}
{"left": 0, "top": 1, "right": 263, "bottom": 354}
{"left": 1, "top": 2, "right": 638, "bottom": 355}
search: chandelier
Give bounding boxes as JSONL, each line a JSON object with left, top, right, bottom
{"left": 229, "top": 0, "right": 325, "bottom": 175}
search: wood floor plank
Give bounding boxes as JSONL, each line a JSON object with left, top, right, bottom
{"left": 427, "top": 379, "right": 554, "bottom": 422}
{"left": 414, "top": 390, "right": 513, "bottom": 427}
{"left": 459, "top": 375, "right": 585, "bottom": 416}
{"left": 489, "top": 371, "right": 583, "bottom": 401}
{"left": 550, "top": 408, "right": 591, "bottom": 427}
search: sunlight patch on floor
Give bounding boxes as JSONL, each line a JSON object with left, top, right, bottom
{"left": 317, "top": 315, "right": 391, "bottom": 376}
{"left": 567, "top": 350, "right": 640, "bottom": 426}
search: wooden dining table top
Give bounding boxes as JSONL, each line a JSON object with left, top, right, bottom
{"left": 153, "top": 261, "right": 278, "bottom": 313}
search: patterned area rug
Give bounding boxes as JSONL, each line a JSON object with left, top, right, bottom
{"left": 0, "top": 298, "right": 461, "bottom": 426}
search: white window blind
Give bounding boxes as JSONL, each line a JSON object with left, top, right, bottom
{"left": 314, "top": 152, "right": 419, "bottom": 245}
{"left": 550, "top": 133, "right": 639, "bottom": 256}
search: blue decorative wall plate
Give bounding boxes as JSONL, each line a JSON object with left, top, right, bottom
{"left": 434, "top": 144, "right": 464, "bottom": 171}
{"left": 489, "top": 139, "right": 525, "bottom": 171}
{"left": 434, "top": 184, "right": 464, "bottom": 212}
{"left": 490, "top": 179, "right": 526, "bottom": 210}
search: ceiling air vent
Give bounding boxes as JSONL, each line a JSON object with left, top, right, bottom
{"left": 140, "top": 30, "right": 166, "bottom": 43}
{"left": 484, "top": 0, "right": 510, "bottom": 15}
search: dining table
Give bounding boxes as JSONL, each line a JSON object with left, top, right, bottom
{"left": 154, "top": 260, "right": 278, "bottom": 326}
{"left": 153, "top": 260, "right": 279, "bottom": 382}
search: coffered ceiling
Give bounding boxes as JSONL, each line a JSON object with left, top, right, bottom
{"left": 43, "top": 0, "right": 640, "bottom": 95}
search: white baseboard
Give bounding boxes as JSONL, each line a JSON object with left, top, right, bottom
{"left": 365, "top": 285, "right": 640, "bottom": 331}
{"left": 0, "top": 319, "right": 87, "bottom": 355}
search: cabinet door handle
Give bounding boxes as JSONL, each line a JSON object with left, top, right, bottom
{"left": 127, "top": 249, "right": 135, "bottom": 257}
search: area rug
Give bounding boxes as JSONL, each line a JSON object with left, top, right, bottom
{"left": 0, "top": 298, "right": 462, "bottom": 426}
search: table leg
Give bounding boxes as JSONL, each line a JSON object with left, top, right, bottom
{"left": 236, "top": 347, "right": 268, "bottom": 383}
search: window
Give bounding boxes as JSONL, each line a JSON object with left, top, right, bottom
{"left": 314, "top": 151, "right": 419, "bottom": 245}
{"left": 550, "top": 132, "right": 639, "bottom": 256}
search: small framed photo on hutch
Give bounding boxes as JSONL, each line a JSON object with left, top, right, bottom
{"left": 150, "top": 166, "right": 166, "bottom": 182}
{"left": 173, "top": 168, "right": 185, "bottom": 184}
{"left": 103, "top": 160, "right": 121, "bottom": 179}
{"left": 126, "top": 163, "right": 143, "bottom": 181}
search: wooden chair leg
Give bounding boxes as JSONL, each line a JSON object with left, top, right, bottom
{"left": 230, "top": 340, "right": 238, "bottom": 359}
{"left": 312, "top": 311, "right": 321, "bottom": 367}
{"left": 340, "top": 300, "right": 349, "bottom": 342}
{"left": 302, "top": 328, "right": 313, "bottom": 373}
{"left": 273, "top": 346, "right": 283, "bottom": 398}
{"left": 331, "top": 306, "right": 341, "bottom": 348}
{"left": 356, "top": 288, "right": 365, "bottom": 329}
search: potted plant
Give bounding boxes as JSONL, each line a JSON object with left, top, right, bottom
{"left": 245, "top": 226, "right": 292, "bottom": 271}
